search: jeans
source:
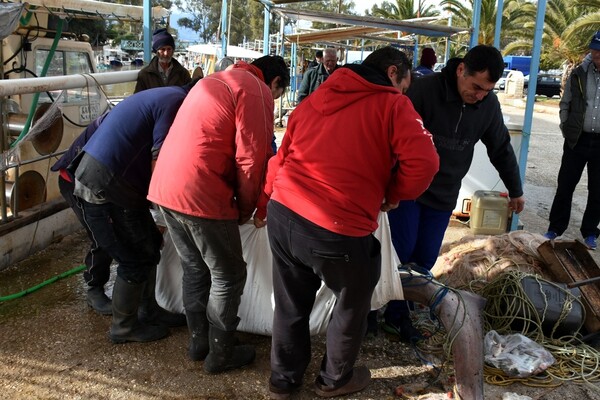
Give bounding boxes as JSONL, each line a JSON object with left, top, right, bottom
{"left": 548, "top": 135, "right": 600, "bottom": 238}
{"left": 59, "top": 176, "right": 112, "bottom": 287}
{"left": 267, "top": 201, "right": 381, "bottom": 390}
{"left": 384, "top": 200, "right": 452, "bottom": 325}
{"left": 160, "top": 207, "right": 247, "bottom": 332}
{"left": 80, "top": 199, "right": 162, "bottom": 284}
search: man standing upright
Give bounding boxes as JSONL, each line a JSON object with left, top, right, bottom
{"left": 544, "top": 31, "right": 600, "bottom": 250}
{"left": 254, "top": 46, "right": 439, "bottom": 399}
{"left": 382, "top": 45, "right": 525, "bottom": 341}
{"left": 134, "top": 28, "right": 191, "bottom": 93}
{"left": 297, "top": 47, "right": 339, "bottom": 102}
{"left": 147, "top": 56, "right": 290, "bottom": 374}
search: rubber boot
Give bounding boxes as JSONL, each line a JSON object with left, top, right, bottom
{"left": 109, "top": 275, "right": 169, "bottom": 344}
{"left": 204, "top": 325, "right": 255, "bottom": 374}
{"left": 138, "top": 266, "right": 187, "bottom": 327}
{"left": 86, "top": 286, "right": 112, "bottom": 315}
{"left": 186, "top": 311, "right": 209, "bottom": 361}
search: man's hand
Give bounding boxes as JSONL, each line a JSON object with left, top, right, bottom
{"left": 253, "top": 215, "right": 267, "bottom": 228}
{"left": 509, "top": 196, "right": 525, "bottom": 214}
{"left": 380, "top": 201, "right": 399, "bottom": 212}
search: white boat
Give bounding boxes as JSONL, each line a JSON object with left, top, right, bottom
{"left": 0, "top": 0, "right": 166, "bottom": 270}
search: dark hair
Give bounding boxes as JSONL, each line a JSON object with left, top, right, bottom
{"left": 252, "top": 55, "right": 290, "bottom": 90}
{"left": 462, "top": 45, "right": 504, "bottom": 82}
{"left": 362, "top": 46, "right": 411, "bottom": 80}
{"left": 420, "top": 48, "right": 437, "bottom": 68}
{"left": 315, "top": 50, "right": 323, "bottom": 58}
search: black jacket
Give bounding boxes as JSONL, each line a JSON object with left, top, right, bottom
{"left": 407, "top": 58, "right": 523, "bottom": 211}
{"left": 560, "top": 57, "right": 591, "bottom": 149}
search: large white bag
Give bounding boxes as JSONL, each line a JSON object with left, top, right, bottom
{"left": 155, "top": 212, "right": 404, "bottom": 335}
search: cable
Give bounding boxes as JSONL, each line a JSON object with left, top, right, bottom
{"left": 0, "top": 264, "right": 86, "bottom": 302}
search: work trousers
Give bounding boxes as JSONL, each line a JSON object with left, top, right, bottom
{"left": 80, "top": 199, "right": 161, "bottom": 284}
{"left": 384, "top": 200, "right": 452, "bottom": 324}
{"left": 160, "top": 207, "right": 247, "bottom": 332}
{"left": 548, "top": 134, "right": 600, "bottom": 238}
{"left": 267, "top": 201, "right": 381, "bottom": 391}
{"left": 59, "top": 176, "right": 112, "bottom": 287}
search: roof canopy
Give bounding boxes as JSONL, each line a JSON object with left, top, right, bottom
{"left": 187, "top": 44, "right": 264, "bottom": 60}
{"left": 273, "top": 7, "right": 469, "bottom": 40}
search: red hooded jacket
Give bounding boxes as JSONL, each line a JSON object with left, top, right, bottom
{"left": 255, "top": 66, "right": 439, "bottom": 236}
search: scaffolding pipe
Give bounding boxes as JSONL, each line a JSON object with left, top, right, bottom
{"left": 0, "top": 70, "right": 140, "bottom": 97}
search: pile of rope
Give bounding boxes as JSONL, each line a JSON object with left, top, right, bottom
{"left": 412, "top": 232, "right": 600, "bottom": 391}
{"left": 431, "top": 231, "right": 549, "bottom": 290}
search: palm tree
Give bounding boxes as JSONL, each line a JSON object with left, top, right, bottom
{"left": 368, "top": 0, "right": 440, "bottom": 56}
{"left": 502, "top": 0, "right": 600, "bottom": 71}
{"left": 370, "top": 0, "right": 438, "bottom": 20}
{"left": 440, "top": 0, "right": 531, "bottom": 51}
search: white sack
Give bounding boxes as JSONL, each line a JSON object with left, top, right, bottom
{"left": 155, "top": 212, "right": 404, "bottom": 335}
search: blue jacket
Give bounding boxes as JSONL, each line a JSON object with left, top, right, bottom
{"left": 51, "top": 113, "right": 108, "bottom": 177}
{"left": 76, "top": 85, "right": 189, "bottom": 204}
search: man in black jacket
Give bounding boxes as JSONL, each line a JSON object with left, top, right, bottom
{"left": 380, "top": 45, "right": 525, "bottom": 341}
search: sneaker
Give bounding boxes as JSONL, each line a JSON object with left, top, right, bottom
{"left": 584, "top": 235, "right": 597, "bottom": 250}
{"left": 314, "top": 366, "right": 371, "bottom": 398}
{"left": 543, "top": 231, "right": 558, "bottom": 240}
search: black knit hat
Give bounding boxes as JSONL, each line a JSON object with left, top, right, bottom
{"left": 152, "top": 28, "right": 175, "bottom": 53}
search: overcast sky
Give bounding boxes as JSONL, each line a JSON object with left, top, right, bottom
{"left": 353, "top": 0, "right": 381, "bottom": 15}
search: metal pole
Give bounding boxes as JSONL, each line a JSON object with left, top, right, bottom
{"left": 143, "top": 0, "right": 151, "bottom": 63}
{"left": 493, "top": 0, "right": 504, "bottom": 49}
{"left": 470, "top": 0, "right": 482, "bottom": 48}
{"left": 263, "top": 2, "right": 271, "bottom": 55}
{"left": 510, "top": 0, "right": 547, "bottom": 231}
{"left": 221, "top": 0, "right": 228, "bottom": 56}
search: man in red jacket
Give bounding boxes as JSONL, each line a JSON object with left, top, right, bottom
{"left": 254, "top": 46, "right": 439, "bottom": 399}
{"left": 148, "top": 56, "right": 289, "bottom": 374}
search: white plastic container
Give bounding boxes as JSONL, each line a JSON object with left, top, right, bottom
{"left": 470, "top": 190, "right": 510, "bottom": 235}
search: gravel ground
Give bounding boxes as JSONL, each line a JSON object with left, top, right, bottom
{"left": 1, "top": 100, "right": 600, "bottom": 400}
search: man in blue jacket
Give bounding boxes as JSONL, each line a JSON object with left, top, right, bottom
{"left": 51, "top": 114, "right": 112, "bottom": 315}
{"left": 71, "top": 79, "right": 197, "bottom": 344}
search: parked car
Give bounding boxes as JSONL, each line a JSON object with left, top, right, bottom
{"left": 523, "top": 74, "right": 562, "bottom": 97}
{"left": 495, "top": 69, "right": 512, "bottom": 91}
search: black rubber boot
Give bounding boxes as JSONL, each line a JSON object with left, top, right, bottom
{"left": 109, "top": 276, "right": 169, "bottom": 344}
{"left": 204, "top": 325, "right": 255, "bottom": 374}
{"left": 138, "top": 266, "right": 187, "bottom": 327}
{"left": 86, "top": 286, "right": 112, "bottom": 315}
{"left": 186, "top": 311, "right": 209, "bottom": 361}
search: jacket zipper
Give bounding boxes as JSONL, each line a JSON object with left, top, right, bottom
{"left": 454, "top": 103, "right": 465, "bottom": 134}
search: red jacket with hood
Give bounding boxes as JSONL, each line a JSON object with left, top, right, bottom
{"left": 148, "top": 61, "right": 274, "bottom": 222}
{"left": 255, "top": 64, "right": 439, "bottom": 236}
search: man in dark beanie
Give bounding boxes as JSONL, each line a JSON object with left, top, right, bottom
{"left": 134, "top": 28, "right": 191, "bottom": 93}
